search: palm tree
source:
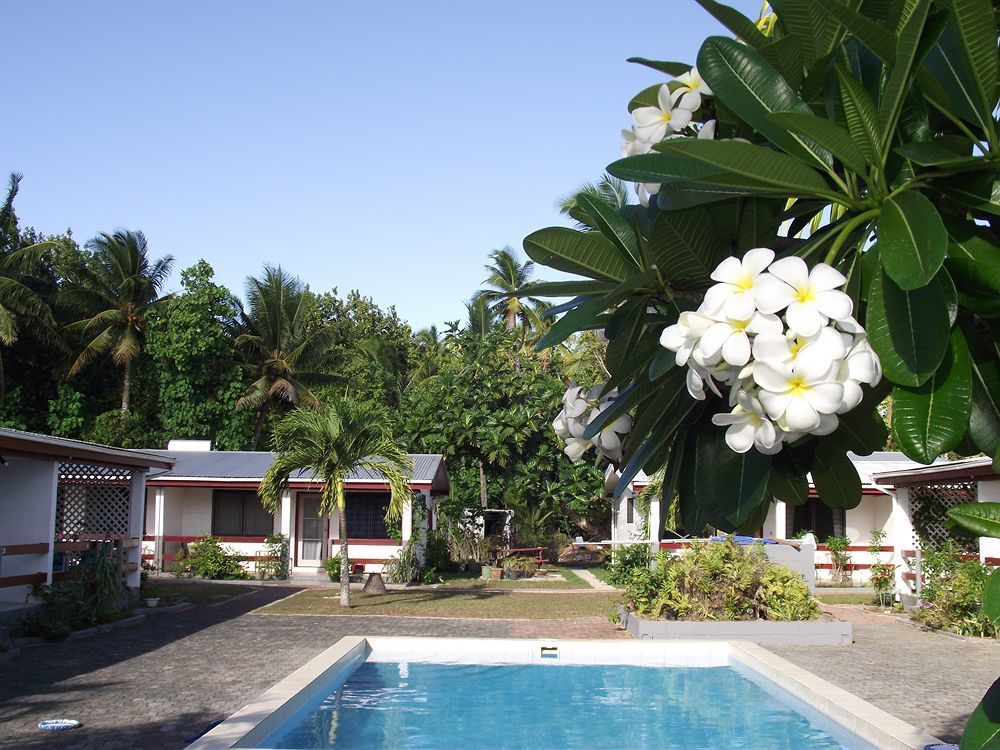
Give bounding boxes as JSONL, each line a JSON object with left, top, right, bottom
{"left": 259, "top": 400, "right": 412, "bottom": 607}
{"left": 232, "top": 266, "right": 339, "bottom": 449}
{"left": 473, "top": 247, "right": 546, "bottom": 332}
{"left": 556, "top": 173, "right": 631, "bottom": 229}
{"left": 409, "top": 325, "right": 445, "bottom": 383}
{"left": 61, "top": 230, "right": 173, "bottom": 410}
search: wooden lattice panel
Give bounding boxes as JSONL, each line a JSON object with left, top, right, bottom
{"left": 910, "top": 482, "right": 978, "bottom": 549}
{"left": 56, "top": 463, "right": 131, "bottom": 537}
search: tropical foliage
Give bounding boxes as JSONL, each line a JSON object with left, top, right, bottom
{"left": 521, "top": 0, "right": 1000, "bottom": 542}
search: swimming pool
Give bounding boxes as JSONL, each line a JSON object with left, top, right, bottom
{"left": 188, "top": 637, "right": 941, "bottom": 750}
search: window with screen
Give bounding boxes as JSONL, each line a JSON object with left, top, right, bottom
{"left": 212, "top": 491, "right": 274, "bottom": 537}
{"left": 344, "top": 493, "right": 391, "bottom": 539}
{"left": 787, "top": 497, "right": 846, "bottom": 541}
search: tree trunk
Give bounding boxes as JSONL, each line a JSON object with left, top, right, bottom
{"left": 479, "top": 459, "right": 488, "bottom": 508}
{"left": 121, "top": 358, "right": 132, "bottom": 411}
{"left": 249, "top": 402, "right": 270, "bottom": 450}
{"left": 339, "top": 499, "right": 351, "bottom": 608}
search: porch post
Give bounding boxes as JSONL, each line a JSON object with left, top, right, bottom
{"left": 773, "top": 501, "right": 787, "bottom": 539}
{"left": 977, "top": 479, "right": 1000, "bottom": 564}
{"left": 890, "top": 487, "right": 914, "bottom": 596}
{"left": 647, "top": 491, "right": 661, "bottom": 561}
{"left": 127, "top": 470, "right": 146, "bottom": 594}
{"left": 280, "top": 488, "right": 292, "bottom": 538}
{"left": 153, "top": 486, "right": 165, "bottom": 572}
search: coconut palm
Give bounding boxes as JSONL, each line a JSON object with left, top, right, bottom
{"left": 60, "top": 230, "right": 173, "bottom": 410}
{"left": 410, "top": 325, "right": 446, "bottom": 383}
{"left": 473, "top": 247, "right": 546, "bottom": 332}
{"left": 231, "top": 266, "right": 339, "bottom": 449}
{"left": 259, "top": 400, "right": 412, "bottom": 607}
{"left": 556, "top": 173, "right": 631, "bottom": 229}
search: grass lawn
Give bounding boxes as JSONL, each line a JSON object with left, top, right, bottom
{"left": 585, "top": 565, "right": 614, "bottom": 585}
{"left": 150, "top": 581, "right": 257, "bottom": 606}
{"left": 433, "top": 565, "right": 592, "bottom": 590}
{"left": 815, "top": 593, "right": 876, "bottom": 605}
{"left": 258, "top": 589, "right": 620, "bottom": 619}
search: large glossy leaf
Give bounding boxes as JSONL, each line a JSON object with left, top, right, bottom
{"left": 768, "top": 112, "right": 872, "bottom": 175}
{"left": 960, "top": 675, "right": 1000, "bottom": 750}
{"left": 811, "top": 443, "right": 863, "bottom": 509}
{"left": 610, "top": 141, "right": 837, "bottom": 200}
{"left": 832, "top": 385, "right": 891, "bottom": 455}
{"left": 524, "top": 227, "right": 633, "bottom": 282}
{"left": 892, "top": 328, "right": 972, "bottom": 464}
{"left": 769, "top": 0, "right": 826, "bottom": 65}
{"left": 866, "top": 266, "right": 950, "bottom": 387}
{"left": 815, "top": 0, "right": 896, "bottom": 61}
{"left": 626, "top": 58, "right": 691, "bottom": 76}
{"left": 941, "top": 0, "right": 998, "bottom": 121}
{"left": 647, "top": 207, "right": 718, "bottom": 286}
{"left": 895, "top": 139, "right": 977, "bottom": 166}
{"left": 878, "top": 0, "right": 932, "bottom": 146}
{"left": 528, "top": 280, "right": 619, "bottom": 297}
{"left": 937, "top": 172, "right": 1000, "bottom": 216}
{"left": 835, "top": 66, "right": 884, "bottom": 166}
{"left": 877, "top": 191, "right": 947, "bottom": 290}
{"left": 694, "top": 0, "right": 770, "bottom": 49}
{"left": 944, "top": 218, "right": 1000, "bottom": 315}
{"left": 962, "top": 319, "right": 1000, "bottom": 459}
{"left": 767, "top": 464, "right": 809, "bottom": 505}
{"left": 697, "top": 37, "right": 832, "bottom": 171}
{"left": 574, "top": 193, "right": 642, "bottom": 268}
{"left": 923, "top": 28, "right": 992, "bottom": 130}
{"left": 948, "top": 502, "right": 1000, "bottom": 538}
{"left": 535, "top": 295, "right": 610, "bottom": 350}
{"left": 678, "top": 425, "right": 772, "bottom": 531}
{"left": 759, "top": 36, "right": 805, "bottom": 90}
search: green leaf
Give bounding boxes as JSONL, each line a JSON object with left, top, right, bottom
{"left": 892, "top": 328, "right": 972, "bottom": 464}
{"left": 895, "top": 139, "right": 976, "bottom": 166}
{"left": 866, "top": 265, "right": 950, "bottom": 387}
{"left": 767, "top": 464, "right": 809, "bottom": 505}
{"left": 834, "top": 65, "right": 884, "bottom": 166}
{"left": 984, "top": 569, "right": 1000, "bottom": 625}
{"left": 697, "top": 37, "right": 832, "bottom": 171}
{"left": 574, "top": 193, "right": 642, "bottom": 268}
{"left": 877, "top": 191, "right": 947, "bottom": 290}
{"left": 832, "top": 390, "right": 891, "bottom": 455}
{"left": 923, "top": 27, "right": 992, "bottom": 131}
{"left": 878, "top": 0, "right": 933, "bottom": 146}
{"left": 610, "top": 141, "right": 837, "bottom": 200}
{"left": 937, "top": 172, "right": 1000, "bottom": 216}
{"left": 647, "top": 207, "right": 719, "bottom": 286}
{"left": 944, "top": 218, "right": 1000, "bottom": 315}
{"left": 694, "top": 0, "right": 770, "bottom": 49}
{"left": 535, "top": 295, "right": 609, "bottom": 350}
{"left": 948, "top": 502, "right": 1000, "bottom": 539}
{"left": 523, "top": 227, "right": 633, "bottom": 282}
{"left": 678, "top": 425, "right": 772, "bottom": 531}
{"left": 769, "top": 0, "right": 826, "bottom": 65}
{"left": 527, "top": 280, "right": 619, "bottom": 297}
{"left": 815, "top": 0, "right": 897, "bottom": 61}
{"left": 960, "top": 675, "right": 1000, "bottom": 750}
{"left": 962, "top": 319, "right": 1000, "bottom": 459}
{"left": 941, "top": 0, "right": 998, "bottom": 122}
{"left": 626, "top": 58, "right": 691, "bottom": 76}
{"left": 759, "top": 36, "right": 805, "bottom": 90}
{"left": 767, "top": 112, "right": 872, "bottom": 175}
{"left": 811, "top": 443, "right": 862, "bottom": 509}
{"left": 628, "top": 84, "right": 663, "bottom": 113}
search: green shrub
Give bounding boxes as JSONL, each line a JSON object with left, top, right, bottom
{"left": 423, "top": 531, "right": 453, "bottom": 575}
{"left": 184, "top": 537, "right": 247, "bottom": 580}
{"left": 825, "top": 536, "right": 852, "bottom": 585}
{"left": 501, "top": 555, "right": 537, "bottom": 579}
{"left": 912, "top": 542, "right": 997, "bottom": 638}
{"left": 257, "top": 533, "right": 289, "bottom": 580}
{"left": 622, "top": 539, "right": 818, "bottom": 622}
{"left": 324, "top": 553, "right": 351, "bottom": 582}
{"left": 384, "top": 539, "right": 420, "bottom": 584}
{"left": 604, "top": 543, "right": 650, "bottom": 587}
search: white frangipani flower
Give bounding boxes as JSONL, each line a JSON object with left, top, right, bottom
{"left": 753, "top": 356, "right": 844, "bottom": 433}
{"left": 756, "top": 257, "right": 854, "bottom": 337}
{"left": 660, "top": 310, "right": 716, "bottom": 366}
{"left": 552, "top": 411, "right": 570, "bottom": 438}
{"left": 635, "top": 182, "right": 661, "bottom": 207}
{"left": 621, "top": 127, "right": 653, "bottom": 158}
{"left": 563, "top": 438, "right": 591, "bottom": 463}
{"left": 553, "top": 384, "right": 632, "bottom": 465}
{"left": 697, "top": 312, "right": 783, "bottom": 367}
{"left": 674, "top": 67, "right": 713, "bottom": 111}
{"left": 702, "top": 247, "right": 776, "bottom": 320}
{"left": 587, "top": 403, "right": 632, "bottom": 462}
{"left": 698, "top": 119, "right": 716, "bottom": 140}
{"left": 711, "top": 391, "right": 778, "bottom": 454}
{"left": 632, "top": 85, "right": 693, "bottom": 143}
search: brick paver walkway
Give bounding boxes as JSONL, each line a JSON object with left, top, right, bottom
{"left": 0, "top": 589, "right": 995, "bottom": 748}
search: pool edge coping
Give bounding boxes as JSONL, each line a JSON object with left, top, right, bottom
{"left": 187, "top": 636, "right": 944, "bottom": 750}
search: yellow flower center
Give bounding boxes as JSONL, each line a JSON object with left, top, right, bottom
{"left": 735, "top": 273, "right": 755, "bottom": 292}
{"left": 732, "top": 318, "right": 751, "bottom": 332}
{"left": 660, "top": 111, "right": 673, "bottom": 123}
{"left": 788, "top": 376, "right": 808, "bottom": 395}
{"left": 795, "top": 284, "right": 816, "bottom": 304}
{"left": 789, "top": 339, "right": 805, "bottom": 357}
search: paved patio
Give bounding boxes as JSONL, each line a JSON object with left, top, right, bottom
{"left": 0, "top": 587, "right": 995, "bottom": 748}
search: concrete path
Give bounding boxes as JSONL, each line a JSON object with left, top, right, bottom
{"left": 568, "top": 566, "right": 617, "bottom": 590}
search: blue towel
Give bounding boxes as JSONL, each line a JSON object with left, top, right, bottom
{"left": 709, "top": 535, "right": 777, "bottom": 545}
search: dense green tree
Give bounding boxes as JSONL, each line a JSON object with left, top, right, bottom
{"left": 145, "top": 261, "right": 250, "bottom": 449}
{"left": 60, "top": 230, "right": 174, "bottom": 411}
{"left": 259, "top": 401, "right": 412, "bottom": 607}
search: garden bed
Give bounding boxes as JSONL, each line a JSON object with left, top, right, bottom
{"left": 617, "top": 606, "right": 852, "bottom": 645}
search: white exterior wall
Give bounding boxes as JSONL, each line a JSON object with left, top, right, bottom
{"left": 0, "top": 457, "right": 59, "bottom": 602}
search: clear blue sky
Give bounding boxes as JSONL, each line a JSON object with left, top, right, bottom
{"left": 1, "top": 0, "right": 758, "bottom": 331}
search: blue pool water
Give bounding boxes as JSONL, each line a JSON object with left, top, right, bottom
{"left": 260, "top": 661, "right": 866, "bottom": 749}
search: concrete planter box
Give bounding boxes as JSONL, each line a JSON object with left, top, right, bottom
{"left": 618, "top": 606, "right": 852, "bottom": 646}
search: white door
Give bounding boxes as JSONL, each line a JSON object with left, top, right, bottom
{"left": 297, "top": 494, "right": 327, "bottom": 566}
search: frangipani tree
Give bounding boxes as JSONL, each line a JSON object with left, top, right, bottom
{"left": 525, "top": 2, "right": 999, "bottom": 744}
{"left": 527, "top": 0, "right": 999, "bottom": 534}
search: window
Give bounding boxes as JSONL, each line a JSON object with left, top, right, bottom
{"left": 344, "top": 493, "right": 391, "bottom": 539}
{"left": 787, "top": 497, "right": 845, "bottom": 541}
{"left": 625, "top": 495, "right": 634, "bottom": 524}
{"left": 212, "top": 491, "right": 274, "bottom": 537}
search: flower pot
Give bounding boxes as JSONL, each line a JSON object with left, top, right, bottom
{"left": 144, "top": 598, "right": 160, "bottom": 608}
{"left": 490, "top": 567, "right": 503, "bottom": 580}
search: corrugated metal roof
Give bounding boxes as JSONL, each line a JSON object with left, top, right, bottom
{"left": 145, "top": 450, "right": 445, "bottom": 485}
{"left": 0, "top": 427, "right": 175, "bottom": 469}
